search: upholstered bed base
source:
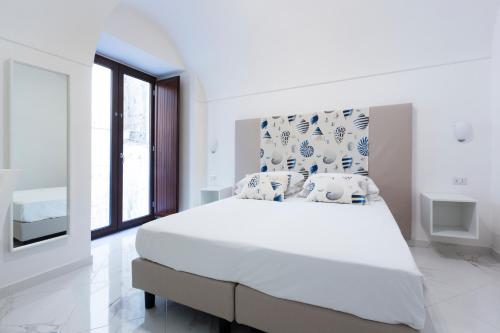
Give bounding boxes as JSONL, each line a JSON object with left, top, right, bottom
{"left": 132, "top": 258, "right": 235, "bottom": 321}
{"left": 132, "top": 258, "right": 417, "bottom": 333}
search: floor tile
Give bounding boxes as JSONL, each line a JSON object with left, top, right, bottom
{"left": 423, "top": 301, "right": 499, "bottom": 333}
{"left": 440, "top": 284, "right": 500, "bottom": 329}
{"left": 1, "top": 227, "right": 499, "bottom": 333}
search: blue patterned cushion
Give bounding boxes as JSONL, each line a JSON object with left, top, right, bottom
{"left": 305, "top": 174, "right": 368, "bottom": 204}
{"left": 237, "top": 173, "right": 289, "bottom": 202}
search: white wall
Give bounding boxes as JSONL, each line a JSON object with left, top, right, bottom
{"left": 207, "top": 59, "right": 494, "bottom": 246}
{"left": 0, "top": 0, "right": 498, "bottom": 291}
{"left": 124, "top": 0, "right": 500, "bottom": 101}
{"left": 97, "top": 3, "right": 185, "bottom": 76}
{"left": 490, "top": 8, "right": 500, "bottom": 255}
{"left": 98, "top": 3, "right": 205, "bottom": 210}
{"left": 0, "top": 39, "right": 92, "bottom": 288}
{"left": 0, "top": 0, "right": 205, "bottom": 289}
{"left": 10, "top": 62, "right": 67, "bottom": 190}
{"left": 0, "top": 0, "right": 119, "bottom": 66}
{"left": 179, "top": 74, "right": 208, "bottom": 210}
{"left": 125, "top": 0, "right": 500, "bottom": 247}
{"left": 0, "top": 0, "right": 121, "bottom": 290}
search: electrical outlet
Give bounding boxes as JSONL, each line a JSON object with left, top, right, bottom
{"left": 209, "top": 175, "right": 217, "bottom": 185}
{"left": 453, "top": 177, "right": 468, "bottom": 185}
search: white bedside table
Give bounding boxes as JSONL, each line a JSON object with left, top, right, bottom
{"left": 421, "top": 193, "right": 478, "bottom": 239}
{"left": 201, "top": 186, "right": 233, "bottom": 205}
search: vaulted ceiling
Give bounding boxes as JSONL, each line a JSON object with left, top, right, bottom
{"left": 0, "top": 0, "right": 120, "bottom": 65}
{"left": 123, "top": 0, "right": 500, "bottom": 101}
{"left": 1, "top": 0, "right": 500, "bottom": 101}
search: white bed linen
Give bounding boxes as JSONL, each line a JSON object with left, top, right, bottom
{"left": 136, "top": 197, "right": 425, "bottom": 329}
{"left": 13, "top": 187, "right": 67, "bottom": 222}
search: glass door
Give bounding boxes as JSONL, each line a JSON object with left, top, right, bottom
{"left": 91, "top": 55, "right": 156, "bottom": 239}
{"left": 121, "top": 74, "right": 153, "bottom": 224}
{"left": 91, "top": 63, "right": 113, "bottom": 233}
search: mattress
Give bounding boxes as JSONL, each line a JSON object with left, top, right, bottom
{"left": 136, "top": 197, "right": 425, "bottom": 329}
{"left": 13, "top": 187, "right": 67, "bottom": 222}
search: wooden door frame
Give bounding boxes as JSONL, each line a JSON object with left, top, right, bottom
{"left": 91, "top": 54, "right": 157, "bottom": 240}
{"left": 154, "top": 76, "right": 180, "bottom": 217}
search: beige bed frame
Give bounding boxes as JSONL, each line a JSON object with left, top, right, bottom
{"left": 132, "top": 104, "right": 415, "bottom": 332}
{"left": 132, "top": 258, "right": 415, "bottom": 333}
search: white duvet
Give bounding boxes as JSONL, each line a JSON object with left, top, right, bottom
{"left": 136, "top": 197, "right": 425, "bottom": 329}
{"left": 13, "top": 187, "right": 67, "bottom": 222}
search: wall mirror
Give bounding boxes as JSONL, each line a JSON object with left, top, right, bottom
{"left": 8, "top": 60, "right": 69, "bottom": 250}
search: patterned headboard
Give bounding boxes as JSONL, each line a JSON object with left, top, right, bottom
{"left": 260, "top": 109, "right": 369, "bottom": 181}
{"left": 234, "top": 103, "right": 412, "bottom": 239}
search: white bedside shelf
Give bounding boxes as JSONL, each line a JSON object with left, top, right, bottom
{"left": 201, "top": 186, "right": 233, "bottom": 205}
{"left": 421, "top": 193, "right": 478, "bottom": 240}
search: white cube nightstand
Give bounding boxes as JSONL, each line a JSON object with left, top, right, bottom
{"left": 421, "top": 193, "right": 478, "bottom": 239}
{"left": 201, "top": 186, "right": 233, "bottom": 205}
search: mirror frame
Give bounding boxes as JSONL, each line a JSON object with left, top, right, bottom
{"left": 7, "top": 59, "right": 71, "bottom": 252}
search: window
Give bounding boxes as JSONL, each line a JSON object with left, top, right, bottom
{"left": 91, "top": 55, "right": 180, "bottom": 239}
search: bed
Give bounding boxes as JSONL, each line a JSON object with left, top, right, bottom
{"left": 136, "top": 196, "right": 424, "bottom": 329}
{"left": 13, "top": 187, "right": 67, "bottom": 243}
{"left": 132, "top": 103, "right": 421, "bottom": 332}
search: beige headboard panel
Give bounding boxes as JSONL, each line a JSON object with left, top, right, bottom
{"left": 369, "top": 104, "right": 412, "bottom": 239}
{"left": 235, "top": 119, "right": 261, "bottom": 183}
{"left": 234, "top": 103, "right": 412, "bottom": 239}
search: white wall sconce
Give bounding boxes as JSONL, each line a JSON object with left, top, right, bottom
{"left": 453, "top": 121, "right": 472, "bottom": 143}
{"left": 210, "top": 139, "right": 218, "bottom": 154}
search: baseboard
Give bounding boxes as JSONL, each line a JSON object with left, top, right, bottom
{"left": 407, "top": 240, "right": 492, "bottom": 256}
{"left": 0, "top": 255, "right": 93, "bottom": 299}
{"left": 407, "top": 239, "right": 431, "bottom": 247}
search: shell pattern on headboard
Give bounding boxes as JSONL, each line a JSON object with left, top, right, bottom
{"left": 260, "top": 109, "right": 369, "bottom": 180}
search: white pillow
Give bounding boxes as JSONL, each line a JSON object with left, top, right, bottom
{"left": 299, "top": 173, "right": 379, "bottom": 197}
{"left": 234, "top": 177, "right": 248, "bottom": 195}
{"left": 366, "top": 177, "right": 379, "bottom": 196}
{"left": 361, "top": 177, "right": 380, "bottom": 201}
{"left": 237, "top": 173, "right": 289, "bottom": 202}
{"left": 298, "top": 173, "right": 378, "bottom": 200}
{"left": 306, "top": 174, "right": 367, "bottom": 204}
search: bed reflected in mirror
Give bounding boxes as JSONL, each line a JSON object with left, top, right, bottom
{"left": 9, "top": 61, "right": 69, "bottom": 250}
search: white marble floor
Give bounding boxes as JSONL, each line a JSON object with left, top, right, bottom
{"left": 0, "top": 228, "right": 499, "bottom": 333}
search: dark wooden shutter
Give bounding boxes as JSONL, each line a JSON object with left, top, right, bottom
{"left": 154, "top": 76, "right": 179, "bottom": 216}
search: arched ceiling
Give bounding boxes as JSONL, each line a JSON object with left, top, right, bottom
{"left": 0, "top": 0, "right": 120, "bottom": 65}
{"left": 123, "top": 0, "right": 500, "bottom": 101}
{"left": 97, "top": 4, "right": 185, "bottom": 76}
{"left": 1, "top": 0, "right": 500, "bottom": 101}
